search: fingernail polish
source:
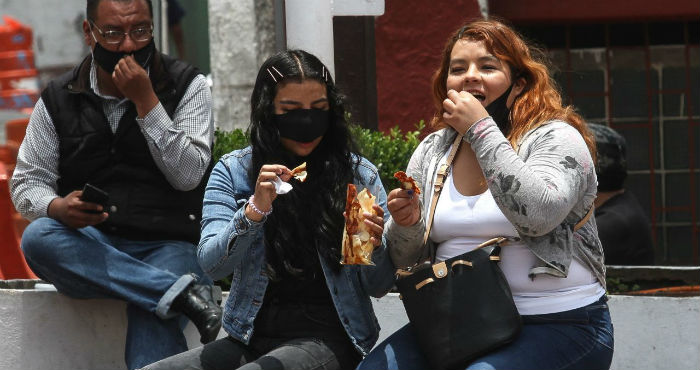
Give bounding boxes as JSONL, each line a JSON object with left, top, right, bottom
{"left": 407, "top": 190, "right": 414, "bottom": 196}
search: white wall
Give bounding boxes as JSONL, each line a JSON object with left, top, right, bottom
{"left": 373, "top": 293, "right": 700, "bottom": 370}
{"left": 607, "top": 295, "right": 700, "bottom": 370}
{"left": 0, "top": 0, "right": 88, "bottom": 69}
{"left": 207, "top": 0, "right": 276, "bottom": 131}
{"left": 1, "top": 287, "right": 698, "bottom": 370}
{"left": 0, "top": 287, "right": 223, "bottom": 370}
{"left": 0, "top": 0, "right": 166, "bottom": 89}
{"left": 2, "top": 0, "right": 274, "bottom": 130}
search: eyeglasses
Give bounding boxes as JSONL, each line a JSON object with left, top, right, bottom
{"left": 89, "top": 20, "right": 153, "bottom": 44}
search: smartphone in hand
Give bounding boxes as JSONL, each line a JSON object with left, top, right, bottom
{"left": 81, "top": 183, "right": 109, "bottom": 214}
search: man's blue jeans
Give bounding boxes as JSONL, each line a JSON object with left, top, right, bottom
{"left": 357, "top": 295, "right": 614, "bottom": 370}
{"left": 21, "top": 217, "right": 209, "bottom": 370}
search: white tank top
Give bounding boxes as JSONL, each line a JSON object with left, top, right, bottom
{"left": 430, "top": 171, "right": 605, "bottom": 315}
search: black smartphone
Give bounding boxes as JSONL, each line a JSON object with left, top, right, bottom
{"left": 81, "top": 183, "right": 109, "bottom": 213}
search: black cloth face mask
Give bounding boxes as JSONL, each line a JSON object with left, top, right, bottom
{"left": 485, "top": 83, "right": 515, "bottom": 136}
{"left": 91, "top": 38, "right": 155, "bottom": 74}
{"left": 274, "top": 109, "right": 330, "bottom": 143}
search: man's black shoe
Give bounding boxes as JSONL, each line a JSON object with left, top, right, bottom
{"left": 172, "top": 284, "right": 222, "bottom": 344}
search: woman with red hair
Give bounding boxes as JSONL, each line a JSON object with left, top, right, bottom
{"left": 358, "top": 19, "right": 613, "bottom": 370}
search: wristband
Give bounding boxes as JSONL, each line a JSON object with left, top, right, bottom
{"left": 248, "top": 195, "right": 273, "bottom": 216}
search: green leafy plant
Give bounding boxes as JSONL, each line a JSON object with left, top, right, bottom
{"left": 350, "top": 120, "right": 426, "bottom": 192}
{"left": 605, "top": 277, "right": 641, "bottom": 294}
{"left": 213, "top": 128, "right": 249, "bottom": 162}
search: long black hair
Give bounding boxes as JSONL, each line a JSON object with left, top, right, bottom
{"left": 248, "top": 50, "right": 358, "bottom": 279}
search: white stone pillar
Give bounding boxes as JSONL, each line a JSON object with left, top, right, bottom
{"left": 208, "top": 0, "right": 383, "bottom": 131}
{"left": 208, "top": 0, "right": 276, "bottom": 131}
{"left": 284, "top": 0, "right": 335, "bottom": 77}
{"left": 284, "top": 0, "right": 385, "bottom": 79}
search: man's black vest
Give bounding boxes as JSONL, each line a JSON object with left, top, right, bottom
{"left": 41, "top": 52, "right": 209, "bottom": 243}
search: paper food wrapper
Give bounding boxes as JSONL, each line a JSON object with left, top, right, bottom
{"left": 341, "top": 184, "right": 376, "bottom": 265}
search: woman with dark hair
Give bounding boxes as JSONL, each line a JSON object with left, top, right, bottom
{"left": 358, "top": 18, "right": 613, "bottom": 370}
{"left": 141, "top": 50, "right": 395, "bottom": 370}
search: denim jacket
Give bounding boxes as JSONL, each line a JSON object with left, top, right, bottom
{"left": 197, "top": 147, "right": 396, "bottom": 355}
{"left": 387, "top": 118, "right": 606, "bottom": 288}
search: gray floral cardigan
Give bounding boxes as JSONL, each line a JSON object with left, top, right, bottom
{"left": 386, "top": 117, "right": 606, "bottom": 288}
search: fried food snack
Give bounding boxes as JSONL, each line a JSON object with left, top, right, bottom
{"left": 291, "top": 162, "right": 307, "bottom": 182}
{"left": 394, "top": 171, "right": 420, "bottom": 194}
{"left": 341, "top": 184, "right": 376, "bottom": 265}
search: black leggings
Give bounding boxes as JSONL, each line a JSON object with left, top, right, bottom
{"left": 140, "top": 302, "right": 361, "bottom": 370}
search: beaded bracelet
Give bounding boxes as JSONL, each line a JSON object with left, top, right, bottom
{"left": 248, "top": 195, "right": 273, "bottom": 216}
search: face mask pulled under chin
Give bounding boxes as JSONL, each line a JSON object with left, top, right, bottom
{"left": 485, "top": 84, "right": 514, "bottom": 136}
{"left": 91, "top": 38, "right": 155, "bottom": 74}
{"left": 274, "top": 109, "right": 330, "bottom": 143}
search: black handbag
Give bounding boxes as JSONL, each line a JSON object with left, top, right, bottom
{"left": 395, "top": 132, "right": 594, "bottom": 370}
{"left": 395, "top": 133, "right": 521, "bottom": 370}
{"left": 395, "top": 236, "right": 522, "bottom": 370}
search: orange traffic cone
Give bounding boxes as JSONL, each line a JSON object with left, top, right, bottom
{"left": 0, "top": 16, "right": 38, "bottom": 110}
{"left": 0, "top": 162, "right": 37, "bottom": 279}
{"left": 5, "top": 117, "right": 29, "bottom": 145}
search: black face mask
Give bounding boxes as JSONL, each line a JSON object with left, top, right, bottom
{"left": 485, "top": 83, "right": 514, "bottom": 136}
{"left": 274, "top": 109, "right": 330, "bottom": 143}
{"left": 92, "top": 38, "right": 155, "bottom": 74}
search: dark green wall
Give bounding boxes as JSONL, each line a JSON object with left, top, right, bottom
{"left": 167, "top": 0, "right": 210, "bottom": 74}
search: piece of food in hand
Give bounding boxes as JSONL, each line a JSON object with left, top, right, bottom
{"left": 393, "top": 171, "right": 420, "bottom": 194}
{"left": 291, "top": 162, "right": 308, "bottom": 182}
{"left": 341, "top": 184, "right": 377, "bottom": 265}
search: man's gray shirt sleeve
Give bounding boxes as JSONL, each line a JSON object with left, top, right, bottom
{"left": 136, "top": 74, "right": 214, "bottom": 191}
{"left": 10, "top": 98, "right": 61, "bottom": 221}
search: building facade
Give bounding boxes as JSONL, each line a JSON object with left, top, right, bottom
{"left": 374, "top": 0, "right": 700, "bottom": 265}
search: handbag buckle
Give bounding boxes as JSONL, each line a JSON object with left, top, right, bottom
{"left": 451, "top": 260, "right": 473, "bottom": 268}
{"left": 432, "top": 261, "right": 448, "bottom": 278}
{"left": 437, "top": 163, "right": 451, "bottom": 177}
{"left": 433, "top": 164, "right": 450, "bottom": 192}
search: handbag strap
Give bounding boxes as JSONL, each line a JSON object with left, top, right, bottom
{"left": 574, "top": 205, "right": 594, "bottom": 231}
{"left": 422, "top": 133, "right": 464, "bottom": 257}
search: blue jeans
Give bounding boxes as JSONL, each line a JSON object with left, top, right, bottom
{"left": 21, "top": 217, "right": 209, "bottom": 370}
{"left": 357, "top": 296, "right": 614, "bottom": 370}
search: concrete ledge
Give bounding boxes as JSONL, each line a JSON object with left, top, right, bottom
{"left": 1, "top": 282, "right": 698, "bottom": 370}
{"left": 372, "top": 293, "right": 700, "bottom": 370}
{"left": 606, "top": 295, "right": 699, "bottom": 370}
{"left": 0, "top": 281, "right": 225, "bottom": 370}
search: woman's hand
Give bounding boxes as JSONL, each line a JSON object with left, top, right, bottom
{"left": 364, "top": 204, "right": 385, "bottom": 248}
{"left": 342, "top": 202, "right": 385, "bottom": 250}
{"left": 246, "top": 164, "right": 292, "bottom": 222}
{"left": 442, "top": 89, "right": 489, "bottom": 134}
{"left": 387, "top": 188, "right": 420, "bottom": 227}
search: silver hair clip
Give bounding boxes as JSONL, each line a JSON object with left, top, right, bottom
{"left": 266, "top": 66, "right": 284, "bottom": 83}
{"left": 321, "top": 66, "right": 328, "bottom": 82}
{"left": 266, "top": 68, "right": 277, "bottom": 83}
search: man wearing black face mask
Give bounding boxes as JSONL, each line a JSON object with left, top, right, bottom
{"left": 10, "top": 0, "right": 221, "bottom": 369}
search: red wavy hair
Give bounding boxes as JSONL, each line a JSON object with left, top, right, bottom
{"left": 430, "top": 18, "right": 595, "bottom": 159}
